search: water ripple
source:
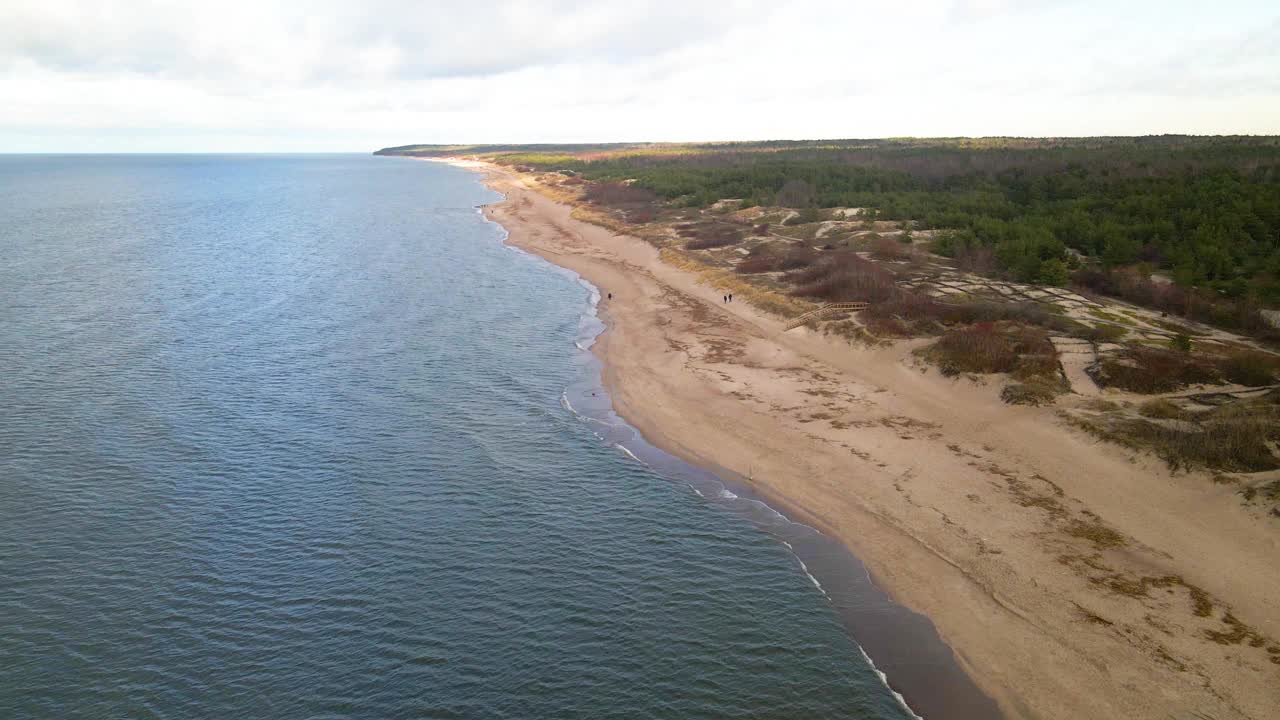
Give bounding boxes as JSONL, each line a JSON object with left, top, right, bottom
{"left": 0, "top": 155, "right": 914, "bottom": 720}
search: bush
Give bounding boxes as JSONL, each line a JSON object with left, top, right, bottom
{"left": 870, "top": 235, "right": 911, "bottom": 261}
{"left": 1002, "top": 379, "right": 1061, "bottom": 406}
{"left": 932, "top": 323, "right": 1019, "bottom": 375}
{"left": 1090, "top": 346, "right": 1218, "bottom": 393}
{"left": 1220, "top": 351, "right": 1279, "bottom": 387}
{"left": 1072, "top": 266, "right": 1279, "bottom": 340}
{"left": 857, "top": 296, "right": 1090, "bottom": 339}
{"left": 1037, "top": 258, "right": 1070, "bottom": 286}
{"left": 860, "top": 293, "right": 948, "bottom": 336}
{"left": 1127, "top": 406, "right": 1279, "bottom": 472}
{"left": 923, "top": 322, "right": 1056, "bottom": 378}
{"left": 684, "top": 224, "right": 744, "bottom": 250}
{"left": 1138, "top": 398, "right": 1189, "bottom": 420}
{"left": 788, "top": 253, "right": 897, "bottom": 302}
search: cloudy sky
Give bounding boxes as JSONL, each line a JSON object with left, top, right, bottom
{"left": 2, "top": 0, "right": 1278, "bottom": 152}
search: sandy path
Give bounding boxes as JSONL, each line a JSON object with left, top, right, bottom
{"left": 475, "top": 165, "right": 1280, "bottom": 720}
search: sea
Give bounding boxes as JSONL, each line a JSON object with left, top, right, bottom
{"left": 0, "top": 154, "right": 987, "bottom": 719}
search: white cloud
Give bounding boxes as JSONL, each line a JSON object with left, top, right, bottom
{"left": 0, "top": 0, "right": 1277, "bottom": 151}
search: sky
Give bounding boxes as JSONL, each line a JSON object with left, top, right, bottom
{"left": 2, "top": 0, "right": 1278, "bottom": 152}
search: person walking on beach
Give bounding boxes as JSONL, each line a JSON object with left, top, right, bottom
{"left": 729, "top": 293, "right": 733, "bottom": 303}
{"left": 607, "top": 292, "right": 612, "bottom": 300}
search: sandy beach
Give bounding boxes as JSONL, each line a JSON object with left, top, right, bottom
{"left": 468, "top": 161, "right": 1280, "bottom": 720}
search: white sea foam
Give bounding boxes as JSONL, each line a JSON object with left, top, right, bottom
{"left": 857, "top": 645, "right": 925, "bottom": 720}
{"left": 613, "top": 444, "right": 644, "bottom": 465}
{"left": 796, "top": 558, "right": 824, "bottom": 593}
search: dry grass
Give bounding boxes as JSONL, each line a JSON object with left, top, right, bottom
{"left": 869, "top": 235, "right": 912, "bottom": 261}
{"left": 1220, "top": 350, "right": 1279, "bottom": 386}
{"left": 1137, "top": 398, "right": 1190, "bottom": 420}
{"left": 1068, "top": 402, "right": 1280, "bottom": 472}
{"left": 736, "top": 244, "right": 815, "bottom": 274}
{"left": 1065, "top": 518, "right": 1128, "bottom": 549}
{"left": 861, "top": 295, "right": 1091, "bottom": 339}
{"left": 787, "top": 253, "right": 897, "bottom": 303}
{"left": 1002, "top": 378, "right": 1065, "bottom": 406}
{"left": 1089, "top": 346, "right": 1219, "bottom": 394}
{"left": 921, "top": 321, "right": 1063, "bottom": 381}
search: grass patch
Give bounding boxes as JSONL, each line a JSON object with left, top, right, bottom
{"left": 1220, "top": 350, "right": 1279, "bottom": 387}
{"left": 1137, "top": 398, "right": 1190, "bottom": 420}
{"left": 1002, "top": 378, "right": 1065, "bottom": 406}
{"left": 921, "top": 322, "right": 1061, "bottom": 380}
{"left": 1069, "top": 403, "right": 1280, "bottom": 472}
{"left": 1089, "top": 308, "right": 1136, "bottom": 326}
{"left": 1065, "top": 518, "right": 1127, "bottom": 549}
{"left": 1082, "top": 323, "right": 1129, "bottom": 342}
{"left": 736, "top": 243, "right": 815, "bottom": 274}
{"left": 787, "top": 252, "right": 897, "bottom": 303}
{"left": 1089, "top": 345, "right": 1219, "bottom": 393}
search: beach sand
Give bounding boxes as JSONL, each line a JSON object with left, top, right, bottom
{"left": 469, "top": 162, "right": 1279, "bottom": 720}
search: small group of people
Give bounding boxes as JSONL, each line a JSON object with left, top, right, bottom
{"left": 722, "top": 293, "right": 734, "bottom": 303}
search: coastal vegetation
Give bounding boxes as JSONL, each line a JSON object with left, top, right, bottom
{"left": 379, "top": 138, "right": 1280, "bottom": 474}
{"left": 380, "top": 136, "right": 1280, "bottom": 336}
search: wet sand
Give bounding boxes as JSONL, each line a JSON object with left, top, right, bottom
{"left": 461, "top": 161, "right": 1280, "bottom": 720}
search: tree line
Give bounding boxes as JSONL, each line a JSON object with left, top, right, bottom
{"left": 490, "top": 138, "right": 1280, "bottom": 321}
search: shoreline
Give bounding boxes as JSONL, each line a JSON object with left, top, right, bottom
{"left": 437, "top": 157, "right": 1279, "bottom": 720}
{"left": 496, "top": 215, "right": 968, "bottom": 719}
{"left": 469, "top": 162, "right": 999, "bottom": 719}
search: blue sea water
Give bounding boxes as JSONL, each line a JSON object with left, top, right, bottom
{"left": 0, "top": 154, "right": 930, "bottom": 719}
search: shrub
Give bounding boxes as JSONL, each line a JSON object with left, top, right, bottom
{"left": 1128, "top": 407, "right": 1279, "bottom": 472}
{"left": 1138, "top": 398, "right": 1189, "bottom": 420}
{"left": 923, "top": 323, "right": 1063, "bottom": 395}
{"left": 1220, "top": 351, "right": 1279, "bottom": 387}
{"left": 860, "top": 292, "right": 948, "bottom": 336}
{"left": 870, "top": 235, "right": 910, "bottom": 261}
{"left": 1090, "top": 346, "right": 1218, "bottom": 393}
{"left": 1002, "top": 380, "right": 1060, "bottom": 406}
{"left": 684, "top": 225, "right": 744, "bottom": 250}
{"left": 924, "top": 323, "right": 1020, "bottom": 375}
{"left": 1072, "top": 402, "right": 1280, "bottom": 472}
{"left": 1072, "top": 266, "right": 1279, "bottom": 340}
{"left": 788, "top": 253, "right": 897, "bottom": 302}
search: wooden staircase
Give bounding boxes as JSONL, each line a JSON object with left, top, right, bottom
{"left": 783, "top": 302, "right": 869, "bottom": 331}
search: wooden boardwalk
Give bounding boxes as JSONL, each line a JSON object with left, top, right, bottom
{"left": 783, "top": 302, "right": 869, "bottom": 331}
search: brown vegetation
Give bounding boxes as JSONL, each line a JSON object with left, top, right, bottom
{"left": 735, "top": 244, "right": 816, "bottom": 274}
{"left": 787, "top": 253, "right": 897, "bottom": 303}
{"left": 1221, "top": 350, "right": 1280, "bottom": 386}
{"left": 922, "top": 322, "right": 1060, "bottom": 380}
{"left": 870, "top": 235, "right": 912, "bottom": 261}
{"left": 1089, "top": 346, "right": 1218, "bottom": 394}
{"left": 1070, "top": 400, "right": 1280, "bottom": 472}
{"left": 679, "top": 222, "right": 744, "bottom": 250}
{"left": 1073, "top": 267, "right": 1279, "bottom": 341}
{"left": 581, "top": 181, "right": 659, "bottom": 223}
